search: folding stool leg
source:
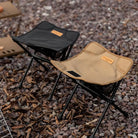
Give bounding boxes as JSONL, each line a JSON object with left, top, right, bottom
{"left": 48, "top": 72, "right": 62, "bottom": 101}
{"left": 18, "top": 56, "right": 48, "bottom": 88}
{"left": 18, "top": 57, "right": 34, "bottom": 88}
{"left": 110, "top": 102, "right": 128, "bottom": 117}
{"left": 90, "top": 91, "right": 116, "bottom": 138}
{"left": 77, "top": 81, "right": 128, "bottom": 117}
{"left": 58, "top": 84, "right": 79, "bottom": 120}
{"left": 33, "top": 57, "right": 49, "bottom": 71}
{"left": 64, "top": 44, "right": 74, "bottom": 60}
{"left": 90, "top": 81, "right": 127, "bottom": 138}
{"left": 90, "top": 101, "right": 111, "bottom": 138}
{"left": 48, "top": 45, "right": 74, "bottom": 100}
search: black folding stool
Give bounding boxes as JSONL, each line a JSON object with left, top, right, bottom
{"left": 12, "top": 21, "right": 79, "bottom": 88}
{"left": 49, "top": 42, "right": 133, "bottom": 137}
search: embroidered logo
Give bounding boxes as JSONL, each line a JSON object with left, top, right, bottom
{"left": 101, "top": 56, "right": 113, "bottom": 64}
{"left": 51, "top": 30, "right": 63, "bottom": 37}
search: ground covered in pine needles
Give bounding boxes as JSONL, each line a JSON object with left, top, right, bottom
{"left": 0, "top": 0, "right": 137, "bottom": 137}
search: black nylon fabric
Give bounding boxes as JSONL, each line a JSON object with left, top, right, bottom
{"left": 12, "top": 21, "right": 79, "bottom": 52}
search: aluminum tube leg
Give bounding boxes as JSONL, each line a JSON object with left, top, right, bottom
{"left": 48, "top": 72, "right": 62, "bottom": 101}
{"left": 90, "top": 86, "right": 117, "bottom": 138}
{"left": 90, "top": 102, "right": 111, "bottom": 138}
{"left": 18, "top": 57, "right": 34, "bottom": 88}
{"left": 34, "top": 57, "right": 49, "bottom": 71}
{"left": 111, "top": 102, "right": 128, "bottom": 117}
{"left": 89, "top": 100, "right": 128, "bottom": 138}
{"left": 58, "top": 84, "right": 79, "bottom": 120}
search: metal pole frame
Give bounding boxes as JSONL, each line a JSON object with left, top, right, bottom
{"left": 53, "top": 78, "right": 128, "bottom": 137}
{"left": 89, "top": 80, "right": 122, "bottom": 137}
{"left": 58, "top": 84, "right": 79, "bottom": 120}
{"left": 76, "top": 80, "right": 128, "bottom": 117}
{"left": 48, "top": 44, "right": 74, "bottom": 100}
{"left": 13, "top": 39, "right": 75, "bottom": 88}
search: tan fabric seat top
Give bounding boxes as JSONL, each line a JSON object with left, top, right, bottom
{"left": 0, "top": 35, "right": 24, "bottom": 58}
{"left": 51, "top": 42, "right": 133, "bottom": 85}
{"left": 0, "top": 1, "right": 21, "bottom": 19}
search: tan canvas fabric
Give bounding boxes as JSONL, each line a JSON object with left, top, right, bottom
{"left": 0, "top": 35, "right": 24, "bottom": 58}
{"left": 0, "top": 1, "right": 21, "bottom": 19}
{"left": 51, "top": 42, "right": 133, "bottom": 85}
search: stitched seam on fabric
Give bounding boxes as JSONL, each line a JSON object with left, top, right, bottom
{"left": 117, "top": 59, "right": 129, "bottom": 74}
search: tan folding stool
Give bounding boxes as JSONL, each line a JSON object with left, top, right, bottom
{"left": 49, "top": 41, "right": 133, "bottom": 138}
{"left": 0, "top": 35, "right": 24, "bottom": 58}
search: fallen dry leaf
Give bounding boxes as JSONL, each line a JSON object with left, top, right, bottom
{"left": 12, "top": 125, "right": 24, "bottom": 129}
{"left": 74, "top": 114, "right": 83, "bottom": 119}
{"left": 26, "top": 76, "right": 33, "bottom": 83}
{"left": 55, "top": 116, "right": 59, "bottom": 125}
{"left": 47, "top": 125, "right": 55, "bottom": 134}
{"left": 2, "top": 104, "right": 11, "bottom": 111}
{"left": 3, "top": 88, "right": 9, "bottom": 96}
{"left": 26, "top": 128, "right": 31, "bottom": 138}
{"left": 85, "top": 119, "right": 98, "bottom": 125}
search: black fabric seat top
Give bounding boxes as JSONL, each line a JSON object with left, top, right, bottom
{"left": 12, "top": 21, "right": 79, "bottom": 52}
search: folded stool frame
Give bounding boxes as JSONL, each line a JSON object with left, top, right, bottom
{"left": 14, "top": 40, "right": 75, "bottom": 89}
{"left": 48, "top": 42, "right": 132, "bottom": 137}
{"left": 49, "top": 74, "right": 128, "bottom": 138}
{"left": 0, "top": 109, "right": 13, "bottom": 138}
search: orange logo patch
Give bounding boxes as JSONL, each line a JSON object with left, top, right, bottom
{"left": 101, "top": 56, "right": 113, "bottom": 64}
{"left": 51, "top": 30, "right": 63, "bottom": 37}
{"left": 0, "top": 46, "right": 4, "bottom": 50}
